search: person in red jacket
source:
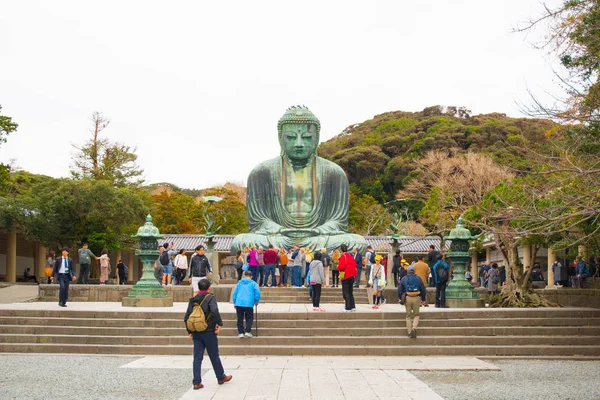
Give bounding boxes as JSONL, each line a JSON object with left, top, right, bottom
{"left": 263, "top": 244, "right": 279, "bottom": 287}
{"left": 338, "top": 244, "right": 357, "bottom": 311}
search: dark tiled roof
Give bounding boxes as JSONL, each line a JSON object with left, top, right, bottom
{"left": 163, "top": 234, "right": 448, "bottom": 254}
{"left": 162, "top": 235, "right": 233, "bottom": 252}
{"left": 365, "top": 236, "right": 450, "bottom": 254}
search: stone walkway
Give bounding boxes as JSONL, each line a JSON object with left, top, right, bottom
{"left": 0, "top": 284, "right": 38, "bottom": 304}
{"left": 121, "top": 356, "right": 498, "bottom": 400}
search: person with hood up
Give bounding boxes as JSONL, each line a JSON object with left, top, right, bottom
{"left": 232, "top": 270, "right": 261, "bottom": 338}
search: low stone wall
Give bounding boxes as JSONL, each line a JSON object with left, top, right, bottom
{"left": 38, "top": 284, "right": 234, "bottom": 303}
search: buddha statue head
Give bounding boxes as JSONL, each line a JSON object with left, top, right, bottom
{"left": 277, "top": 106, "right": 321, "bottom": 163}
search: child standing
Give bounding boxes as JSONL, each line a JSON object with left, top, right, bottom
{"left": 232, "top": 270, "right": 261, "bottom": 338}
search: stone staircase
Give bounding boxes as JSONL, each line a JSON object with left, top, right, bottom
{"left": 259, "top": 287, "right": 369, "bottom": 304}
{"left": 0, "top": 308, "right": 599, "bottom": 357}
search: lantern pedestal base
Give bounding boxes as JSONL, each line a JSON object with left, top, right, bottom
{"left": 122, "top": 297, "right": 173, "bottom": 307}
{"left": 446, "top": 298, "right": 485, "bottom": 308}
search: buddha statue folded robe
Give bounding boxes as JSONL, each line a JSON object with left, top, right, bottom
{"left": 231, "top": 155, "right": 366, "bottom": 253}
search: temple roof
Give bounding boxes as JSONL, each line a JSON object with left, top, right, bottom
{"left": 162, "top": 234, "right": 450, "bottom": 254}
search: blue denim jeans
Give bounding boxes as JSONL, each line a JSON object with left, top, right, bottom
{"left": 192, "top": 330, "right": 225, "bottom": 385}
{"left": 249, "top": 266, "right": 258, "bottom": 282}
{"left": 264, "top": 264, "right": 276, "bottom": 287}
{"left": 292, "top": 266, "right": 302, "bottom": 287}
{"left": 280, "top": 266, "right": 288, "bottom": 286}
{"left": 257, "top": 265, "right": 265, "bottom": 286}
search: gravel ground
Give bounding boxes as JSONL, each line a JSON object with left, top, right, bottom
{"left": 0, "top": 354, "right": 197, "bottom": 400}
{"left": 414, "top": 359, "right": 600, "bottom": 400}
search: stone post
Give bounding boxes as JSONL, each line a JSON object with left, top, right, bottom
{"left": 37, "top": 244, "right": 47, "bottom": 279}
{"left": 471, "top": 249, "right": 479, "bottom": 281}
{"left": 208, "top": 250, "right": 220, "bottom": 285}
{"left": 547, "top": 247, "right": 556, "bottom": 288}
{"left": 6, "top": 227, "right": 17, "bottom": 282}
{"left": 523, "top": 245, "right": 531, "bottom": 270}
{"left": 485, "top": 247, "right": 491, "bottom": 264}
{"left": 128, "top": 251, "right": 135, "bottom": 283}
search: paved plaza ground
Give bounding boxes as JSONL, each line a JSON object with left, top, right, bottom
{"left": 0, "top": 354, "right": 598, "bottom": 399}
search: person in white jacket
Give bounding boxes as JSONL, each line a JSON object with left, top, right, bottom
{"left": 369, "top": 255, "right": 386, "bottom": 309}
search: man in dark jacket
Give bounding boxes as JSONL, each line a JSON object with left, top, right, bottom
{"left": 353, "top": 248, "right": 363, "bottom": 288}
{"left": 184, "top": 279, "right": 232, "bottom": 390}
{"left": 392, "top": 250, "right": 402, "bottom": 287}
{"left": 398, "top": 265, "right": 427, "bottom": 338}
{"left": 188, "top": 245, "right": 212, "bottom": 293}
{"left": 52, "top": 247, "right": 77, "bottom": 307}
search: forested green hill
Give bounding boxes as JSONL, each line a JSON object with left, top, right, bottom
{"left": 318, "top": 105, "right": 555, "bottom": 203}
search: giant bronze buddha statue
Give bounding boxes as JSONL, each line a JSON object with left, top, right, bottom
{"left": 231, "top": 106, "right": 367, "bottom": 253}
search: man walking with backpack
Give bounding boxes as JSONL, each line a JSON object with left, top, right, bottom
{"left": 432, "top": 253, "right": 450, "bottom": 308}
{"left": 188, "top": 245, "right": 212, "bottom": 293}
{"left": 184, "top": 279, "right": 232, "bottom": 390}
{"left": 398, "top": 265, "right": 427, "bottom": 338}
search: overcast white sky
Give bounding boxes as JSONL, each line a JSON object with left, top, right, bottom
{"left": 0, "top": 0, "right": 561, "bottom": 189}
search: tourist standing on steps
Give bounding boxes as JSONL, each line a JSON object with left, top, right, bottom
{"left": 263, "top": 244, "right": 278, "bottom": 287}
{"left": 256, "top": 246, "right": 266, "bottom": 287}
{"left": 338, "top": 244, "right": 357, "bottom": 311}
{"left": 155, "top": 244, "right": 166, "bottom": 283}
{"left": 184, "top": 279, "right": 232, "bottom": 390}
{"left": 292, "top": 247, "right": 305, "bottom": 288}
{"left": 413, "top": 255, "right": 430, "bottom": 306}
{"left": 278, "top": 247, "right": 288, "bottom": 287}
{"left": 552, "top": 260, "right": 562, "bottom": 286}
{"left": 309, "top": 251, "right": 325, "bottom": 311}
{"left": 45, "top": 251, "right": 55, "bottom": 284}
{"left": 77, "top": 242, "right": 98, "bottom": 284}
{"left": 321, "top": 248, "right": 331, "bottom": 287}
{"left": 232, "top": 270, "right": 261, "bottom": 338}
{"left": 247, "top": 246, "right": 259, "bottom": 283}
{"left": 52, "top": 247, "right": 76, "bottom": 307}
{"left": 398, "top": 265, "right": 427, "bottom": 338}
{"left": 364, "top": 246, "right": 375, "bottom": 289}
{"left": 304, "top": 249, "right": 313, "bottom": 286}
{"left": 331, "top": 249, "right": 341, "bottom": 288}
{"left": 432, "top": 254, "right": 450, "bottom": 308}
{"left": 575, "top": 257, "right": 590, "bottom": 288}
{"left": 369, "top": 255, "right": 386, "bottom": 309}
{"left": 116, "top": 259, "right": 128, "bottom": 285}
{"left": 286, "top": 248, "right": 294, "bottom": 287}
{"left": 99, "top": 249, "right": 111, "bottom": 285}
{"left": 353, "top": 247, "right": 363, "bottom": 288}
{"left": 188, "top": 245, "right": 212, "bottom": 293}
{"left": 233, "top": 250, "right": 244, "bottom": 282}
{"left": 486, "top": 262, "right": 500, "bottom": 294}
{"left": 392, "top": 250, "right": 402, "bottom": 287}
{"left": 174, "top": 249, "right": 188, "bottom": 285}
{"left": 427, "top": 245, "right": 441, "bottom": 270}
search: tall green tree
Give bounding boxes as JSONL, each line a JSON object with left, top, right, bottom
{"left": 71, "top": 111, "right": 144, "bottom": 187}
{"left": 0, "top": 178, "right": 147, "bottom": 252}
{"left": 0, "top": 105, "right": 18, "bottom": 195}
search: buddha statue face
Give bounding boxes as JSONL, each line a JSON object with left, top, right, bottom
{"left": 279, "top": 123, "right": 318, "bottom": 162}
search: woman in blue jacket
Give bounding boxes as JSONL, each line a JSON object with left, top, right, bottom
{"left": 232, "top": 270, "right": 261, "bottom": 338}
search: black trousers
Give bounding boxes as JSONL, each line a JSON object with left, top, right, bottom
{"left": 77, "top": 263, "right": 90, "bottom": 284}
{"left": 342, "top": 277, "right": 355, "bottom": 310}
{"left": 58, "top": 273, "right": 71, "bottom": 305}
{"left": 236, "top": 268, "right": 243, "bottom": 281}
{"left": 435, "top": 282, "right": 447, "bottom": 307}
{"left": 236, "top": 306, "right": 254, "bottom": 334}
{"left": 118, "top": 271, "right": 126, "bottom": 285}
{"left": 311, "top": 283, "right": 322, "bottom": 307}
{"left": 332, "top": 270, "right": 340, "bottom": 286}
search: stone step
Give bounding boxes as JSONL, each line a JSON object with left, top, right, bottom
{"left": 2, "top": 325, "right": 598, "bottom": 337}
{"left": 1, "top": 308, "right": 598, "bottom": 320}
{"left": 1, "top": 333, "right": 598, "bottom": 347}
{"left": 1, "top": 316, "right": 598, "bottom": 329}
{"left": 0, "top": 342, "right": 597, "bottom": 357}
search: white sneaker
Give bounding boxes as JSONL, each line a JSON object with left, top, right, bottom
{"left": 244, "top": 332, "right": 253, "bottom": 338}
{"left": 238, "top": 333, "right": 245, "bottom": 338}
{"left": 351, "top": 308, "right": 357, "bottom": 312}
